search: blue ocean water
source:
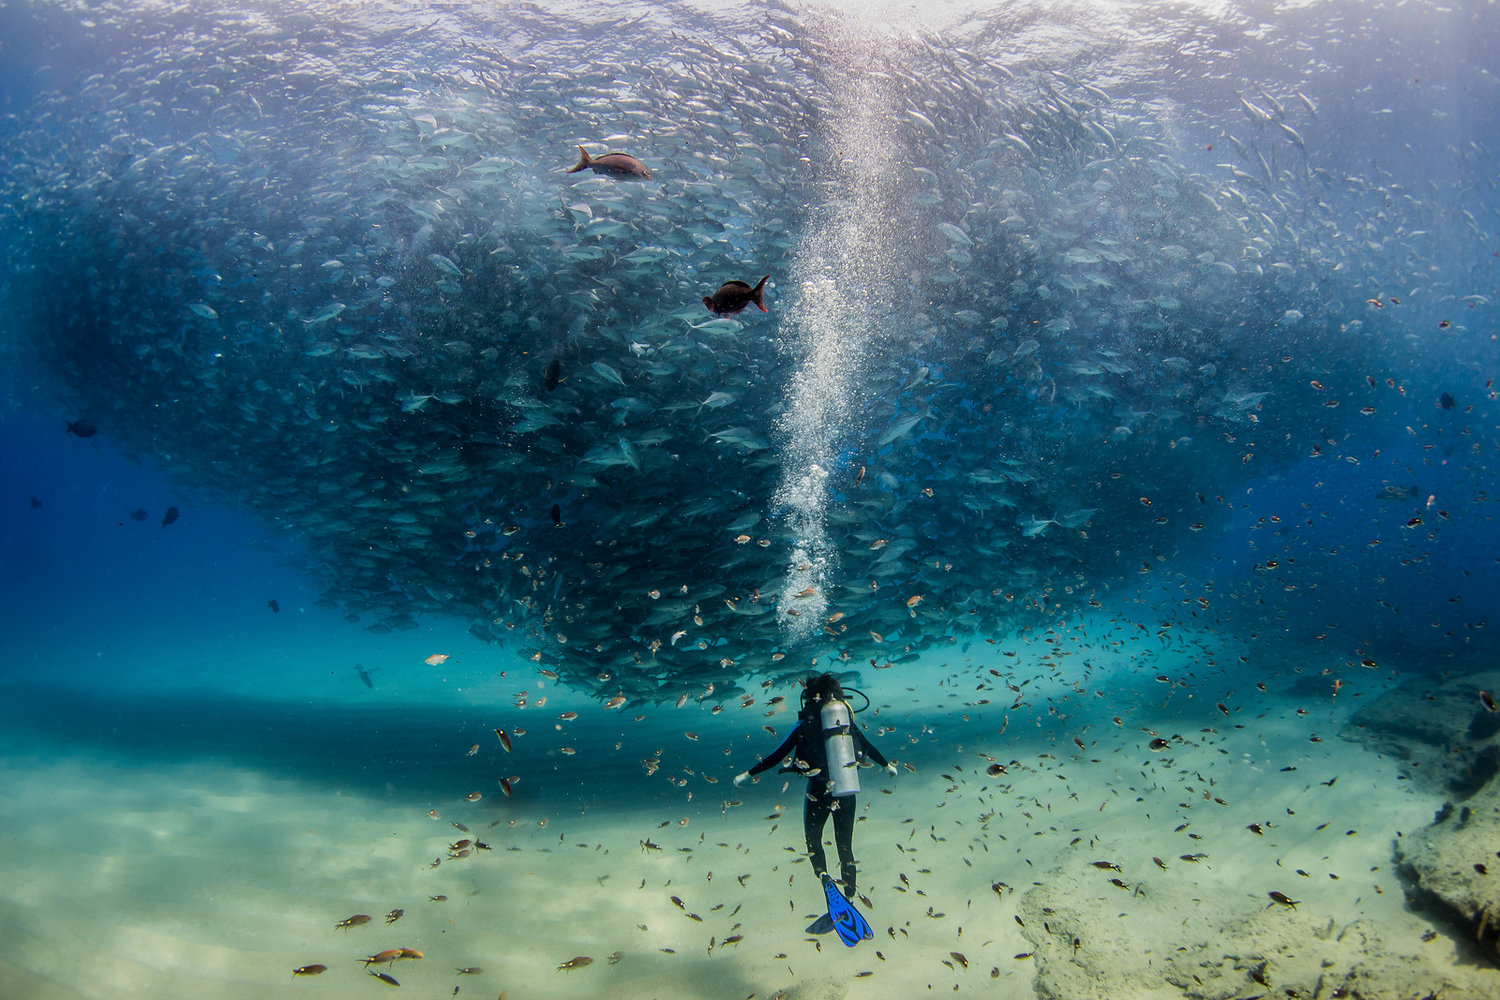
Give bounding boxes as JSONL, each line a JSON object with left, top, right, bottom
{"left": 2, "top": 1, "right": 1499, "bottom": 997}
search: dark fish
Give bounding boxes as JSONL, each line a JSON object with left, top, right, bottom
{"left": 160, "top": 506, "right": 179, "bottom": 527}
{"left": 355, "top": 664, "right": 373, "bottom": 689}
{"left": 702, "top": 276, "right": 770, "bottom": 315}
{"left": 543, "top": 357, "right": 562, "bottom": 391}
{"left": 129, "top": 508, "right": 147, "bottom": 521}
{"left": 369, "top": 970, "right": 399, "bottom": 986}
{"left": 292, "top": 964, "right": 327, "bottom": 976}
{"left": 30, "top": 497, "right": 42, "bottom": 510}
{"left": 268, "top": 599, "right": 280, "bottom": 613}
{"left": 566, "top": 146, "right": 651, "bottom": 180}
{"left": 65, "top": 418, "right": 97, "bottom": 438}
{"left": 551, "top": 503, "right": 562, "bottom": 527}
{"left": 1439, "top": 391, "right": 1456, "bottom": 409}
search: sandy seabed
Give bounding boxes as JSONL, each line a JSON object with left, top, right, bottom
{"left": 3, "top": 632, "right": 1498, "bottom": 1000}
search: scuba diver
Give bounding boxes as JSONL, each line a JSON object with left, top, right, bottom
{"left": 734, "top": 673, "right": 896, "bottom": 937}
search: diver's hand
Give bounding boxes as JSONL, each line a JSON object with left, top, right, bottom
{"left": 733, "top": 771, "right": 751, "bottom": 788}
{"left": 886, "top": 762, "right": 898, "bottom": 778}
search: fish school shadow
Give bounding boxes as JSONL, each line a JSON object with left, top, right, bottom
{"left": 1, "top": 684, "right": 652, "bottom": 807}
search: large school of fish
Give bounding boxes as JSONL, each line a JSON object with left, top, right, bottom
{"left": 1, "top": 0, "right": 1494, "bottom": 704}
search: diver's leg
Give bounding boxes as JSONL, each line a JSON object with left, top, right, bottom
{"left": 832, "top": 794, "right": 858, "bottom": 898}
{"left": 803, "top": 789, "right": 831, "bottom": 880}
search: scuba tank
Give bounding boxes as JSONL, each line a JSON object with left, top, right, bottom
{"left": 820, "top": 698, "right": 861, "bottom": 796}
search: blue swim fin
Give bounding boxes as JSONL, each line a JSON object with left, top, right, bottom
{"left": 822, "top": 875, "right": 873, "bottom": 947}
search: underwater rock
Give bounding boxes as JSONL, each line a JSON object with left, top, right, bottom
{"left": 1342, "top": 670, "right": 1500, "bottom": 795}
{"left": 1018, "top": 846, "right": 1493, "bottom": 999}
{"left": 1397, "top": 774, "right": 1500, "bottom": 967}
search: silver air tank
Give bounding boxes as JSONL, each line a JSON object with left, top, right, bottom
{"left": 820, "top": 698, "right": 861, "bottom": 796}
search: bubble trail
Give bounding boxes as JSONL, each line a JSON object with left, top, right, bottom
{"left": 774, "top": 22, "right": 909, "bottom": 645}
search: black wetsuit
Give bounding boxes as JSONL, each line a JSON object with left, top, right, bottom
{"left": 745, "top": 708, "right": 890, "bottom": 897}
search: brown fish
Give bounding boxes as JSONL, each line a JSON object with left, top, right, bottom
{"left": 567, "top": 146, "right": 651, "bottom": 180}
{"left": 363, "top": 949, "right": 403, "bottom": 967}
{"left": 1267, "top": 891, "right": 1298, "bottom": 908}
{"left": 335, "top": 914, "right": 372, "bottom": 929}
{"left": 292, "top": 964, "right": 327, "bottom": 976}
{"left": 702, "top": 276, "right": 770, "bottom": 315}
{"left": 557, "top": 955, "right": 594, "bottom": 971}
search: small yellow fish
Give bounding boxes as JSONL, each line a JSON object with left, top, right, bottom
{"left": 424, "top": 653, "right": 449, "bottom": 665}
